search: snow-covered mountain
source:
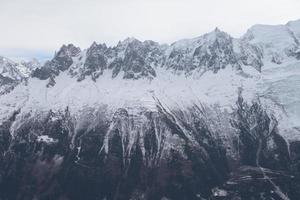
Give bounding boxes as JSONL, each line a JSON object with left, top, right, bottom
{"left": 243, "top": 20, "right": 300, "bottom": 63}
{"left": 0, "top": 19, "right": 300, "bottom": 200}
{"left": 0, "top": 56, "right": 40, "bottom": 94}
{"left": 3, "top": 19, "right": 299, "bottom": 135}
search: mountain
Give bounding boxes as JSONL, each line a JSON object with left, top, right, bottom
{"left": 0, "top": 56, "right": 40, "bottom": 94}
{"left": 0, "top": 19, "right": 300, "bottom": 200}
{"left": 243, "top": 21, "right": 300, "bottom": 63}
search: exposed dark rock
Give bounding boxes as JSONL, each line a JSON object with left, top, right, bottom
{"left": 0, "top": 97, "right": 299, "bottom": 200}
{"left": 32, "top": 44, "right": 81, "bottom": 80}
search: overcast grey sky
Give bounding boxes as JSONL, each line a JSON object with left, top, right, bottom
{"left": 0, "top": 0, "right": 300, "bottom": 60}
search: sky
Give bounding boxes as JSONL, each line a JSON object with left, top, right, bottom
{"left": 0, "top": 0, "right": 300, "bottom": 61}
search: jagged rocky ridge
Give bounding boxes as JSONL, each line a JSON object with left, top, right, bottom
{"left": 0, "top": 19, "right": 300, "bottom": 200}
{"left": 32, "top": 29, "right": 264, "bottom": 84}
{"left": 30, "top": 20, "right": 300, "bottom": 86}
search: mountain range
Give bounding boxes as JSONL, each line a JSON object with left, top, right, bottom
{"left": 0, "top": 19, "right": 300, "bottom": 200}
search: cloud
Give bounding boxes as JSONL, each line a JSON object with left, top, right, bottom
{"left": 0, "top": 0, "right": 299, "bottom": 59}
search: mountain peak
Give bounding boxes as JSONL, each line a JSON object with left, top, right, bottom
{"left": 90, "top": 41, "right": 98, "bottom": 48}
{"left": 118, "top": 37, "right": 141, "bottom": 46}
{"left": 56, "top": 44, "right": 81, "bottom": 58}
{"left": 214, "top": 27, "right": 221, "bottom": 32}
{"left": 208, "top": 27, "right": 228, "bottom": 36}
{"left": 89, "top": 41, "right": 107, "bottom": 50}
{"left": 124, "top": 37, "right": 139, "bottom": 42}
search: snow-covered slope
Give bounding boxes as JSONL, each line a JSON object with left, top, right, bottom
{"left": 1, "top": 66, "right": 259, "bottom": 119}
{"left": 258, "top": 58, "right": 300, "bottom": 140}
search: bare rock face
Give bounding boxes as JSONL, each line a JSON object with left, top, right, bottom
{"left": 81, "top": 42, "right": 108, "bottom": 81}
{"left": 166, "top": 28, "right": 242, "bottom": 73}
{"left": 32, "top": 44, "right": 81, "bottom": 80}
{"left": 116, "top": 39, "right": 158, "bottom": 79}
